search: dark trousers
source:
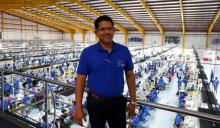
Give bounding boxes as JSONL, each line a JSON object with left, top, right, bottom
{"left": 86, "top": 95, "right": 127, "bottom": 128}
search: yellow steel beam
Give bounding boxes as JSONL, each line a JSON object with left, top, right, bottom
{"left": 54, "top": 4, "right": 93, "bottom": 24}
{"left": 82, "top": 32, "right": 86, "bottom": 44}
{"left": 0, "top": 0, "right": 65, "bottom": 11}
{"left": 21, "top": 8, "right": 83, "bottom": 33}
{"left": 161, "top": 34, "right": 164, "bottom": 52}
{"left": 5, "top": 10, "right": 73, "bottom": 33}
{"left": 140, "top": 0, "right": 164, "bottom": 35}
{"left": 179, "top": 0, "right": 186, "bottom": 53}
{"left": 35, "top": 5, "right": 94, "bottom": 32}
{"left": 71, "top": 0, "right": 127, "bottom": 33}
{"left": 179, "top": 0, "right": 185, "bottom": 34}
{"left": 161, "top": 33, "right": 164, "bottom": 47}
{"left": 20, "top": 18, "right": 22, "bottom": 32}
{"left": 207, "top": 8, "right": 220, "bottom": 48}
{"left": 125, "top": 32, "right": 128, "bottom": 45}
{"left": 0, "top": 0, "right": 61, "bottom": 8}
{"left": 104, "top": 0, "right": 144, "bottom": 33}
{"left": 70, "top": 32, "right": 74, "bottom": 41}
{"left": 182, "top": 34, "right": 186, "bottom": 54}
{"left": 208, "top": 8, "right": 220, "bottom": 35}
{"left": 206, "top": 34, "right": 209, "bottom": 49}
{"left": 1, "top": 12, "right": 4, "bottom": 32}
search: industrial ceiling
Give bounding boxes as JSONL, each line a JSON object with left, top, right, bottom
{"left": 0, "top": 0, "right": 220, "bottom": 35}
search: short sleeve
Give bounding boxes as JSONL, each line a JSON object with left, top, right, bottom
{"left": 77, "top": 49, "right": 89, "bottom": 75}
{"left": 124, "top": 47, "right": 134, "bottom": 71}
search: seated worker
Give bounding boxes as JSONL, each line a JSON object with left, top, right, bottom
{"left": 150, "top": 88, "right": 158, "bottom": 97}
{"left": 13, "top": 63, "right": 16, "bottom": 70}
{"left": 178, "top": 92, "right": 187, "bottom": 101}
{"left": 22, "top": 94, "right": 30, "bottom": 105}
{"left": 150, "top": 92, "right": 158, "bottom": 103}
{"left": 50, "top": 69, "right": 57, "bottom": 78}
{"left": 203, "top": 80, "right": 209, "bottom": 89}
{"left": 174, "top": 114, "right": 183, "bottom": 128}
{"left": 178, "top": 99, "right": 186, "bottom": 109}
{"left": 14, "top": 78, "right": 20, "bottom": 95}
{"left": 59, "top": 109, "right": 69, "bottom": 128}
{"left": 0, "top": 93, "right": 11, "bottom": 111}
{"left": 4, "top": 82, "right": 12, "bottom": 94}
{"left": 59, "top": 66, "right": 64, "bottom": 75}
{"left": 132, "top": 116, "right": 141, "bottom": 128}
{"left": 214, "top": 105, "right": 220, "bottom": 112}
{"left": 25, "top": 77, "right": 32, "bottom": 89}
{"left": 156, "top": 76, "right": 165, "bottom": 90}
{"left": 32, "top": 79, "right": 39, "bottom": 88}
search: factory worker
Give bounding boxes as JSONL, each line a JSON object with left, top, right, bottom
{"left": 210, "top": 70, "right": 214, "bottom": 83}
{"left": 132, "top": 116, "right": 141, "bottom": 128}
{"left": 14, "top": 77, "right": 20, "bottom": 95}
{"left": 174, "top": 114, "right": 183, "bottom": 128}
{"left": 22, "top": 94, "right": 30, "bottom": 105}
{"left": 4, "top": 81, "right": 12, "bottom": 93}
{"left": 25, "top": 77, "right": 32, "bottom": 89}
{"left": 213, "top": 77, "right": 219, "bottom": 94}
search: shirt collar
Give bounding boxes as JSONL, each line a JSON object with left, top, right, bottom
{"left": 97, "top": 42, "right": 119, "bottom": 52}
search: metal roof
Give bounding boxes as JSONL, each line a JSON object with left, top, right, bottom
{"left": 1, "top": 0, "right": 220, "bottom": 33}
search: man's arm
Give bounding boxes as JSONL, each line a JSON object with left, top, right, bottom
{"left": 75, "top": 74, "right": 86, "bottom": 111}
{"left": 125, "top": 70, "right": 136, "bottom": 102}
{"left": 74, "top": 74, "right": 87, "bottom": 125}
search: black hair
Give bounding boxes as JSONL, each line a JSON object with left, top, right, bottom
{"left": 94, "top": 15, "right": 114, "bottom": 29}
{"left": 61, "top": 109, "right": 67, "bottom": 113}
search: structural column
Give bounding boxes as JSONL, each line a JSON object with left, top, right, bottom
{"left": 161, "top": 33, "right": 164, "bottom": 51}
{"left": 182, "top": 34, "right": 186, "bottom": 54}
{"left": 70, "top": 32, "right": 74, "bottom": 42}
{"left": 1, "top": 12, "right": 4, "bottom": 40}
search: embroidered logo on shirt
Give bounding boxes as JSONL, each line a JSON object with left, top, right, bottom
{"left": 117, "top": 60, "right": 125, "bottom": 68}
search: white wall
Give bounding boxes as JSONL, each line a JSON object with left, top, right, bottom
{"left": 209, "top": 33, "right": 220, "bottom": 49}
{"left": 124, "top": 31, "right": 206, "bottom": 49}
{"left": 114, "top": 32, "right": 125, "bottom": 44}
{"left": 113, "top": 32, "right": 163, "bottom": 47}
{"left": 63, "top": 33, "right": 71, "bottom": 41}
{"left": 145, "top": 32, "right": 162, "bottom": 46}
{"left": 86, "top": 32, "right": 96, "bottom": 43}
{"left": 164, "top": 32, "right": 207, "bottom": 49}
{"left": 74, "top": 32, "right": 82, "bottom": 42}
{"left": 185, "top": 32, "right": 206, "bottom": 49}
{"left": 0, "top": 13, "right": 63, "bottom": 40}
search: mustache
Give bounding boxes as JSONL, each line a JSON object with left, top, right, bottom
{"left": 103, "top": 34, "right": 113, "bottom": 37}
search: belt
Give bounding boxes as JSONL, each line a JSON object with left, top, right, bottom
{"left": 88, "top": 91, "right": 123, "bottom": 101}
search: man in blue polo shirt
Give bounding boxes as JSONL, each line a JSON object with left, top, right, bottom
{"left": 74, "top": 15, "right": 136, "bottom": 128}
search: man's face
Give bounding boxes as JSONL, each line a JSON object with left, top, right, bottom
{"left": 95, "top": 21, "right": 115, "bottom": 44}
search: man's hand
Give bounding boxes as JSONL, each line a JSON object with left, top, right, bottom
{"left": 73, "top": 108, "right": 85, "bottom": 126}
{"left": 126, "top": 102, "right": 136, "bottom": 118}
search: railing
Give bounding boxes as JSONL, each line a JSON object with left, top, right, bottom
{"left": 0, "top": 68, "right": 220, "bottom": 128}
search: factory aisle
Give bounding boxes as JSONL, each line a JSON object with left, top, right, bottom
{"left": 212, "top": 65, "right": 220, "bottom": 104}
{"left": 215, "top": 65, "right": 220, "bottom": 104}
{"left": 203, "top": 63, "right": 220, "bottom": 104}
{"left": 145, "top": 76, "right": 178, "bottom": 128}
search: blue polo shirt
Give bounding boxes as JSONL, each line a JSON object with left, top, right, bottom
{"left": 77, "top": 42, "right": 133, "bottom": 97}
